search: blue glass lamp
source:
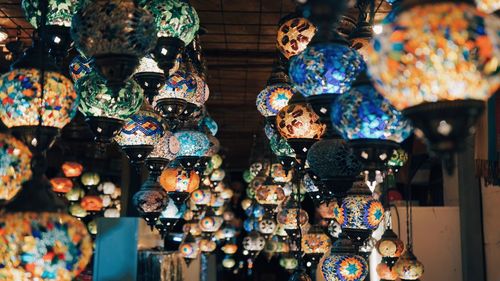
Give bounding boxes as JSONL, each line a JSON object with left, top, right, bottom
{"left": 174, "top": 129, "right": 210, "bottom": 170}
{"left": 331, "top": 71, "right": 412, "bottom": 176}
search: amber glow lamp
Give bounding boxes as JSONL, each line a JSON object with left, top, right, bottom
{"left": 367, "top": 0, "right": 500, "bottom": 172}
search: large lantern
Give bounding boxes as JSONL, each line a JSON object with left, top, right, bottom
{"left": 0, "top": 134, "right": 32, "bottom": 203}
{"left": 321, "top": 236, "right": 368, "bottom": 281}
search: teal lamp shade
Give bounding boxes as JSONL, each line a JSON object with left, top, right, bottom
{"left": 289, "top": 43, "right": 365, "bottom": 97}
{"left": 256, "top": 84, "right": 294, "bottom": 117}
{"left": 174, "top": 130, "right": 210, "bottom": 157}
{"left": 331, "top": 84, "right": 412, "bottom": 143}
{"left": 71, "top": 0, "right": 155, "bottom": 58}
{"left": 142, "top": 0, "right": 200, "bottom": 45}
{"left": 75, "top": 71, "right": 144, "bottom": 120}
{"left": 270, "top": 134, "right": 296, "bottom": 158}
{"left": 200, "top": 116, "right": 218, "bottom": 136}
{"left": 0, "top": 68, "right": 79, "bottom": 129}
{"left": 22, "top": 0, "right": 83, "bottom": 27}
{"left": 115, "top": 107, "right": 165, "bottom": 146}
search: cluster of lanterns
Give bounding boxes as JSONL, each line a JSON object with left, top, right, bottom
{"left": 249, "top": 0, "right": 500, "bottom": 279}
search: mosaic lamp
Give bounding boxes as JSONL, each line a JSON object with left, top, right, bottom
{"left": 145, "top": 130, "right": 180, "bottom": 187}
{"left": 277, "top": 198, "right": 309, "bottom": 241}
{"left": 152, "top": 68, "right": 195, "bottom": 121}
{"left": 394, "top": 250, "right": 424, "bottom": 281}
{"left": 307, "top": 138, "right": 362, "bottom": 198}
{"left": 475, "top": 0, "right": 500, "bottom": 13}
{"left": 179, "top": 233, "right": 200, "bottom": 266}
{"left": 255, "top": 177, "right": 287, "bottom": 213}
{"left": 75, "top": 69, "right": 144, "bottom": 143}
{"left": 277, "top": 16, "right": 316, "bottom": 59}
{"left": 115, "top": 105, "right": 165, "bottom": 163}
{"left": 69, "top": 55, "right": 93, "bottom": 84}
{"left": 256, "top": 59, "right": 295, "bottom": 127}
{"left": 190, "top": 186, "right": 212, "bottom": 211}
{"left": 141, "top": 0, "right": 200, "bottom": 73}
{"left": 1, "top": 44, "right": 79, "bottom": 153}
{"left": 71, "top": 0, "right": 156, "bottom": 92}
{"left": 243, "top": 231, "right": 266, "bottom": 259}
{"left": 376, "top": 228, "right": 405, "bottom": 267}
{"left": 133, "top": 175, "right": 168, "bottom": 229}
{"left": 302, "top": 225, "right": 331, "bottom": 270}
{"left": 321, "top": 235, "right": 368, "bottom": 281}
{"left": 22, "top": 0, "right": 83, "bottom": 61}
{"left": 276, "top": 94, "right": 326, "bottom": 161}
{"left": 0, "top": 133, "right": 32, "bottom": 203}
{"left": 133, "top": 55, "right": 165, "bottom": 104}
{"left": 341, "top": 180, "right": 384, "bottom": 247}
{"left": 61, "top": 161, "right": 83, "bottom": 178}
{"left": 198, "top": 208, "right": 224, "bottom": 237}
{"left": 331, "top": 71, "right": 412, "bottom": 176}
{"left": 159, "top": 166, "right": 200, "bottom": 207}
{"left": 376, "top": 262, "right": 399, "bottom": 281}
{"left": 50, "top": 177, "right": 73, "bottom": 195}
{"left": 367, "top": 1, "right": 500, "bottom": 172}
{"left": 174, "top": 129, "right": 210, "bottom": 170}
{"left": 257, "top": 215, "right": 278, "bottom": 239}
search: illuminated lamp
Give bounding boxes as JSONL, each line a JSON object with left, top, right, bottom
{"left": 50, "top": 177, "right": 73, "bottom": 195}
{"left": 321, "top": 235, "right": 368, "bottom": 281}
{"left": 61, "top": 161, "right": 83, "bottom": 178}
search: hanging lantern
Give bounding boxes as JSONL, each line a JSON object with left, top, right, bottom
{"left": 80, "top": 172, "right": 100, "bottom": 188}
{"left": 376, "top": 228, "right": 405, "bottom": 266}
{"left": 222, "top": 255, "right": 236, "bottom": 269}
{"left": 69, "top": 55, "right": 93, "bottom": 83}
{"left": 257, "top": 216, "right": 277, "bottom": 239}
{"left": 133, "top": 175, "right": 168, "bottom": 229}
{"left": 159, "top": 166, "right": 199, "bottom": 207}
{"left": 215, "top": 226, "right": 236, "bottom": 241}
{"left": 341, "top": 180, "right": 384, "bottom": 247}
{"left": 331, "top": 72, "right": 412, "bottom": 176}
{"left": 280, "top": 255, "right": 299, "bottom": 271}
{"left": 321, "top": 236, "right": 368, "bottom": 281}
{"left": 199, "top": 239, "right": 217, "bottom": 254}
{"left": 394, "top": 250, "right": 424, "bottom": 281}
{"left": 22, "top": 0, "right": 83, "bottom": 61}
{"left": 199, "top": 209, "right": 224, "bottom": 235}
{"left": 255, "top": 178, "right": 286, "bottom": 213}
{"left": 0, "top": 212, "right": 93, "bottom": 280}
{"left": 367, "top": 2, "right": 500, "bottom": 171}
{"left": 71, "top": 0, "right": 156, "bottom": 92}
{"left": 141, "top": 0, "right": 200, "bottom": 73}
{"left": 277, "top": 198, "right": 309, "bottom": 233}
{"left": 307, "top": 138, "right": 362, "bottom": 198}
{"left": 210, "top": 169, "right": 226, "bottom": 182}
{"left": 115, "top": 106, "right": 165, "bottom": 163}
{"left": 271, "top": 163, "right": 292, "bottom": 183}
{"left": 61, "top": 161, "right": 83, "bottom": 178}
{"left": 152, "top": 69, "right": 195, "bottom": 120}
{"left": 0, "top": 134, "right": 32, "bottom": 203}
{"left": 50, "top": 177, "right": 73, "bottom": 194}
{"left": 66, "top": 186, "right": 84, "bottom": 202}
{"left": 200, "top": 115, "right": 218, "bottom": 136}
{"left": 190, "top": 186, "right": 212, "bottom": 210}
{"left": 243, "top": 231, "right": 266, "bottom": 259}
{"left": 75, "top": 70, "right": 144, "bottom": 143}
{"left": 277, "top": 16, "right": 316, "bottom": 59}
{"left": 302, "top": 225, "right": 331, "bottom": 269}
{"left": 376, "top": 262, "right": 398, "bottom": 281}
{"left": 289, "top": 267, "right": 313, "bottom": 281}
{"left": 81, "top": 195, "right": 103, "bottom": 213}
{"left": 134, "top": 55, "right": 165, "bottom": 104}
{"left": 155, "top": 198, "right": 186, "bottom": 237}
{"left": 475, "top": 0, "right": 500, "bottom": 13}
{"left": 221, "top": 243, "right": 238, "bottom": 255}
{"left": 69, "top": 203, "right": 88, "bottom": 218}
{"left": 256, "top": 63, "right": 295, "bottom": 119}
{"left": 318, "top": 198, "right": 344, "bottom": 226}
{"left": 147, "top": 130, "right": 180, "bottom": 163}
{"left": 179, "top": 233, "right": 200, "bottom": 266}
{"left": 174, "top": 130, "right": 210, "bottom": 169}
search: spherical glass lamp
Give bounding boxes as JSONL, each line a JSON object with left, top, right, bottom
{"left": 243, "top": 231, "right": 266, "bottom": 258}
{"left": 394, "top": 250, "right": 424, "bottom": 280}
{"left": 318, "top": 198, "right": 344, "bottom": 225}
{"left": 289, "top": 43, "right": 365, "bottom": 98}
{"left": 199, "top": 209, "right": 224, "bottom": 235}
{"left": 257, "top": 216, "right": 277, "bottom": 239}
{"left": 75, "top": 70, "right": 144, "bottom": 143}
{"left": 71, "top": 0, "right": 156, "bottom": 91}
{"left": 341, "top": 180, "right": 384, "bottom": 247}
{"left": 0, "top": 212, "right": 93, "bottom": 280}
{"left": 115, "top": 106, "right": 165, "bottom": 163}
{"left": 321, "top": 236, "right": 368, "bottom": 281}
{"left": 0, "top": 134, "right": 32, "bottom": 203}
{"left": 277, "top": 198, "right": 309, "bottom": 241}
{"left": 302, "top": 225, "right": 331, "bottom": 268}
{"left": 22, "top": 0, "right": 80, "bottom": 28}
{"left": 80, "top": 172, "right": 100, "bottom": 188}
{"left": 280, "top": 255, "right": 299, "bottom": 271}
{"left": 276, "top": 98, "right": 326, "bottom": 141}
{"left": 255, "top": 178, "right": 286, "bottom": 213}
{"left": 81, "top": 195, "right": 103, "bottom": 213}
{"left": 174, "top": 129, "right": 210, "bottom": 169}
{"left": 277, "top": 17, "right": 316, "bottom": 59}
{"left": 190, "top": 187, "right": 212, "bottom": 209}
{"left": 61, "top": 161, "right": 83, "bottom": 178}
{"left": 376, "top": 228, "right": 405, "bottom": 259}
{"left": 50, "top": 177, "right": 73, "bottom": 195}
{"left": 475, "top": 0, "right": 500, "bottom": 13}
{"left": 179, "top": 233, "right": 199, "bottom": 266}
{"left": 270, "top": 134, "right": 296, "bottom": 158}
{"left": 367, "top": 2, "right": 500, "bottom": 165}
{"left": 153, "top": 70, "right": 196, "bottom": 118}
{"left": 307, "top": 138, "right": 363, "bottom": 198}
{"left": 256, "top": 84, "right": 294, "bottom": 118}
{"left": 376, "top": 262, "right": 398, "bottom": 280}
{"left": 159, "top": 166, "right": 199, "bottom": 207}
{"left": 148, "top": 130, "right": 180, "bottom": 162}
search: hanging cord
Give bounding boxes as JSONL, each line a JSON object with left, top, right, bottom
{"left": 37, "top": 0, "right": 48, "bottom": 138}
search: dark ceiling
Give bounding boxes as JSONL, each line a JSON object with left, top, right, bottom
{"left": 0, "top": 0, "right": 391, "bottom": 171}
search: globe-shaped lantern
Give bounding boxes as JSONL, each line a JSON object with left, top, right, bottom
{"left": 50, "top": 177, "right": 73, "bottom": 195}
{"left": 159, "top": 166, "right": 199, "bottom": 207}
{"left": 280, "top": 255, "right": 299, "bottom": 271}
{"left": 115, "top": 106, "right": 165, "bottom": 163}
{"left": 302, "top": 225, "right": 331, "bottom": 269}
{"left": 307, "top": 138, "right": 362, "bottom": 198}
{"left": 341, "top": 180, "right": 384, "bottom": 247}
{"left": 80, "top": 171, "right": 100, "bottom": 188}
{"left": 199, "top": 239, "right": 217, "bottom": 254}
{"left": 277, "top": 198, "right": 309, "bottom": 241}
{"left": 475, "top": 0, "right": 500, "bottom": 13}
{"left": 367, "top": 2, "right": 500, "bottom": 170}
{"left": 75, "top": 70, "right": 144, "bottom": 143}
{"left": 243, "top": 231, "right": 266, "bottom": 259}
{"left": 179, "top": 233, "right": 200, "bottom": 266}
{"left": 134, "top": 55, "right": 165, "bottom": 104}
{"left": 255, "top": 177, "right": 286, "bottom": 213}
{"left": 0, "top": 48, "right": 79, "bottom": 152}
{"left": 190, "top": 186, "right": 212, "bottom": 211}
{"left": 394, "top": 250, "right": 424, "bottom": 281}
{"left": 199, "top": 209, "right": 224, "bottom": 236}
{"left": 71, "top": 0, "right": 156, "bottom": 92}
{"left": 142, "top": 0, "right": 200, "bottom": 73}
{"left": 69, "top": 55, "right": 93, "bottom": 84}
{"left": 222, "top": 255, "right": 236, "bottom": 269}
{"left": 81, "top": 195, "right": 104, "bottom": 213}
{"left": 61, "top": 161, "right": 83, "bottom": 178}
{"left": 276, "top": 94, "right": 326, "bottom": 160}
{"left": 331, "top": 74, "right": 412, "bottom": 176}
{"left": 318, "top": 198, "right": 344, "bottom": 226}
{"left": 174, "top": 129, "right": 210, "bottom": 169}
{"left": 0, "top": 134, "right": 32, "bottom": 203}
{"left": 289, "top": 267, "right": 313, "bottom": 281}
{"left": 133, "top": 176, "right": 168, "bottom": 229}
{"left": 152, "top": 69, "right": 196, "bottom": 120}
{"left": 376, "top": 262, "right": 398, "bottom": 280}
{"left": 277, "top": 16, "right": 316, "bottom": 59}
{"left": 0, "top": 212, "right": 93, "bottom": 280}
{"left": 257, "top": 216, "right": 277, "bottom": 239}
{"left": 145, "top": 130, "right": 180, "bottom": 183}
{"left": 321, "top": 236, "right": 368, "bottom": 281}
{"left": 155, "top": 197, "right": 186, "bottom": 237}
{"left": 22, "top": 0, "right": 83, "bottom": 60}
{"left": 376, "top": 228, "right": 405, "bottom": 267}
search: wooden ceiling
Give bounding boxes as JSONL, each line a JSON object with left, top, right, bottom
{"left": 0, "top": 0, "right": 391, "bottom": 171}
